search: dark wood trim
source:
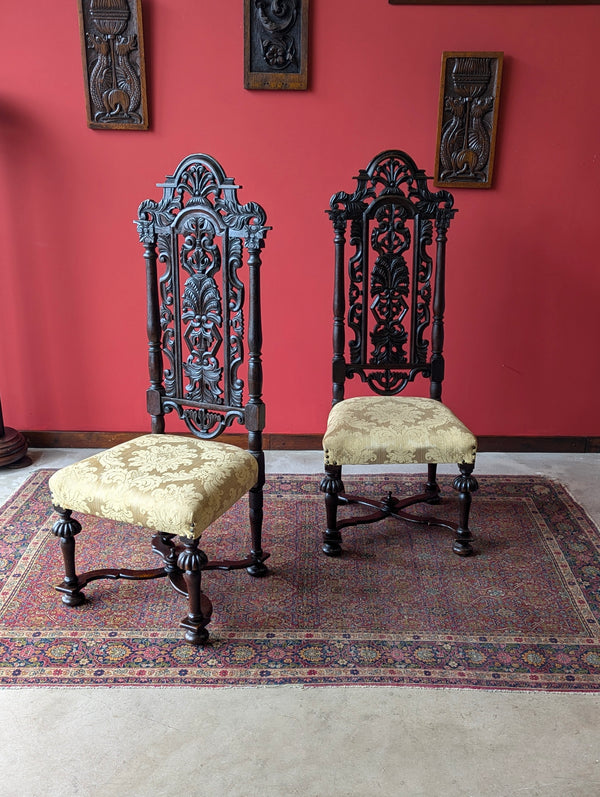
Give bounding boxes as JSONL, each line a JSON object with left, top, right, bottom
{"left": 389, "top": 1, "right": 600, "bottom": 5}
{"left": 22, "top": 431, "right": 600, "bottom": 453}
{"left": 477, "top": 436, "right": 592, "bottom": 453}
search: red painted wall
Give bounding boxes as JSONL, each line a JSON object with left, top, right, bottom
{"left": 1, "top": 1, "right": 599, "bottom": 437}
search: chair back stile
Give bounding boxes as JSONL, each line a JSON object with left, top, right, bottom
{"left": 138, "top": 214, "right": 166, "bottom": 435}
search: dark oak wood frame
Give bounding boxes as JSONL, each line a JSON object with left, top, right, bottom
{"left": 78, "top": 0, "right": 149, "bottom": 130}
{"left": 244, "top": 0, "right": 309, "bottom": 90}
{"left": 434, "top": 51, "right": 503, "bottom": 189}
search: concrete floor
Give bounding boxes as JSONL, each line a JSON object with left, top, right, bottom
{"left": 1, "top": 450, "right": 599, "bottom": 797}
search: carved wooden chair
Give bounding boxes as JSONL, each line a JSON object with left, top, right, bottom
{"left": 320, "top": 150, "right": 478, "bottom": 558}
{"left": 48, "top": 154, "right": 270, "bottom": 645}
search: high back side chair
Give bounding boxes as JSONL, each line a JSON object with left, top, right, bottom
{"left": 49, "top": 154, "right": 270, "bottom": 645}
{"left": 320, "top": 149, "right": 479, "bottom": 558}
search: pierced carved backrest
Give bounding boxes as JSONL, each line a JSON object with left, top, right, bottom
{"left": 328, "top": 150, "right": 456, "bottom": 404}
{"left": 136, "top": 154, "right": 269, "bottom": 440}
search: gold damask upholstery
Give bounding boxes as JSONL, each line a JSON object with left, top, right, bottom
{"left": 49, "top": 435, "right": 258, "bottom": 540}
{"left": 323, "top": 396, "right": 477, "bottom": 467}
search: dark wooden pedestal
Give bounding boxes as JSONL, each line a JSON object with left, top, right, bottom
{"left": 0, "top": 401, "right": 29, "bottom": 468}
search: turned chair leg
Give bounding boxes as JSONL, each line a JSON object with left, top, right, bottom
{"left": 52, "top": 506, "right": 86, "bottom": 606}
{"left": 178, "top": 538, "right": 213, "bottom": 645}
{"left": 452, "top": 463, "right": 479, "bottom": 557}
{"left": 425, "top": 463, "right": 441, "bottom": 504}
{"left": 247, "top": 484, "right": 269, "bottom": 577}
{"left": 320, "top": 464, "right": 344, "bottom": 556}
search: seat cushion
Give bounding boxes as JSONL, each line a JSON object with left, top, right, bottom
{"left": 48, "top": 434, "right": 259, "bottom": 540}
{"left": 323, "top": 396, "right": 477, "bottom": 467}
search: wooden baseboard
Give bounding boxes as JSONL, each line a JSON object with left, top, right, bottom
{"left": 477, "top": 436, "right": 599, "bottom": 453}
{"left": 21, "top": 430, "right": 600, "bottom": 453}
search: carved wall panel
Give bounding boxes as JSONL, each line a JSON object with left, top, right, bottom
{"left": 244, "top": 0, "right": 309, "bottom": 90}
{"left": 78, "top": 0, "right": 149, "bottom": 130}
{"left": 434, "top": 52, "right": 503, "bottom": 189}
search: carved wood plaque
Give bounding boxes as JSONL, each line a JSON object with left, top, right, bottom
{"left": 434, "top": 52, "right": 503, "bottom": 189}
{"left": 78, "top": 0, "right": 149, "bottom": 130}
{"left": 244, "top": 0, "right": 309, "bottom": 90}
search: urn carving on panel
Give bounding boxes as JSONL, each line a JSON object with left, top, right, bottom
{"left": 435, "top": 52, "right": 503, "bottom": 189}
{"left": 78, "top": 0, "right": 149, "bottom": 129}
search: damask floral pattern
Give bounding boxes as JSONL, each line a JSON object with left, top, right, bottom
{"left": 323, "top": 396, "right": 477, "bottom": 466}
{"left": 48, "top": 434, "right": 258, "bottom": 539}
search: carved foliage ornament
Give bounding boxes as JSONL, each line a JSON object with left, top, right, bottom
{"left": 435, "top": 52, "right": 503, "bottom": 188}
{"left": 244, "top": 0, "right": 309, "bottom": 90}
{"left": 136, "top": 156, "right": 269, "bottom": 437}
{"left": 329, "top": 151, "right": 455, "bottom": 395}
{"left": 78, "top": 0, "right": 149, "bottom": 130}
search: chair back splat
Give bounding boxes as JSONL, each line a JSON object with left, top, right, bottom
{"left": 327, "top": 149, "right": 456, "bottom": 405}
{"left": 48, "top": 154, "right": 270, "bottom": 645}
{"left": 320, "top": 150, "right": 479, "bottom": 559}
{"left": 136, "top": 153, "right": 268, "bottom": 448}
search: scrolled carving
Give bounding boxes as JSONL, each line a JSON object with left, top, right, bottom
{"left": 347, "top": 218, "right": 364, "bottom": 365}
{"left": 369, "top": 203, "right": 411, "bottom": 364}
{"left": 366, "top": 370, "right": 409, "bottom": 394}
{"left": 136, "top": 154, "right": 269, "bottom": 440}
{"left": 256, "top": 0, "right": 298, "bottom": 70}
{"left": 177, "top": 165, "right": 220, "bottom": 206}
{"left": 415, "top": 218, "right": 433, "bottom": 363}
{"left": 182, "top": 273, "right": 223, "bottom": 405}
{"left": 220, "top": 200, "right": 267, "bottom": 232}
{"left": 178, "top": 216, "right": 225, "bottom": 407}
{"left": 328, "top": 150, "right": 456, "bottom": 396}
{"left": 245, "top": 0, "right": 309, "bottom": 90}
{"left": 225, "top": 238, "right": 245, "bottom": 408}
{"left": 370, "top": 156, "right": 414, "bottom": 197}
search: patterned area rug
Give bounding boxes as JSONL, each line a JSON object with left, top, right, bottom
{"left": 1, "top": 470, "right": 599, "bottom": 690}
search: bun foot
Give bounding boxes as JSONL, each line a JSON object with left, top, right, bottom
{"left": 247, "top": 560, "right": 269, "bottom": 577}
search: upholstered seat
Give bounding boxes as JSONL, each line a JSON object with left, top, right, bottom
{"left": 323, "top": 396, "right": 477, "bottom": 467}
{"left": 49, "top": 435, "right": 258, "bottom": 540}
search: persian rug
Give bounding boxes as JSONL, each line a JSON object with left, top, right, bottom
{"left": 1, "top": 470, "right": 599, "bottom": 691}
